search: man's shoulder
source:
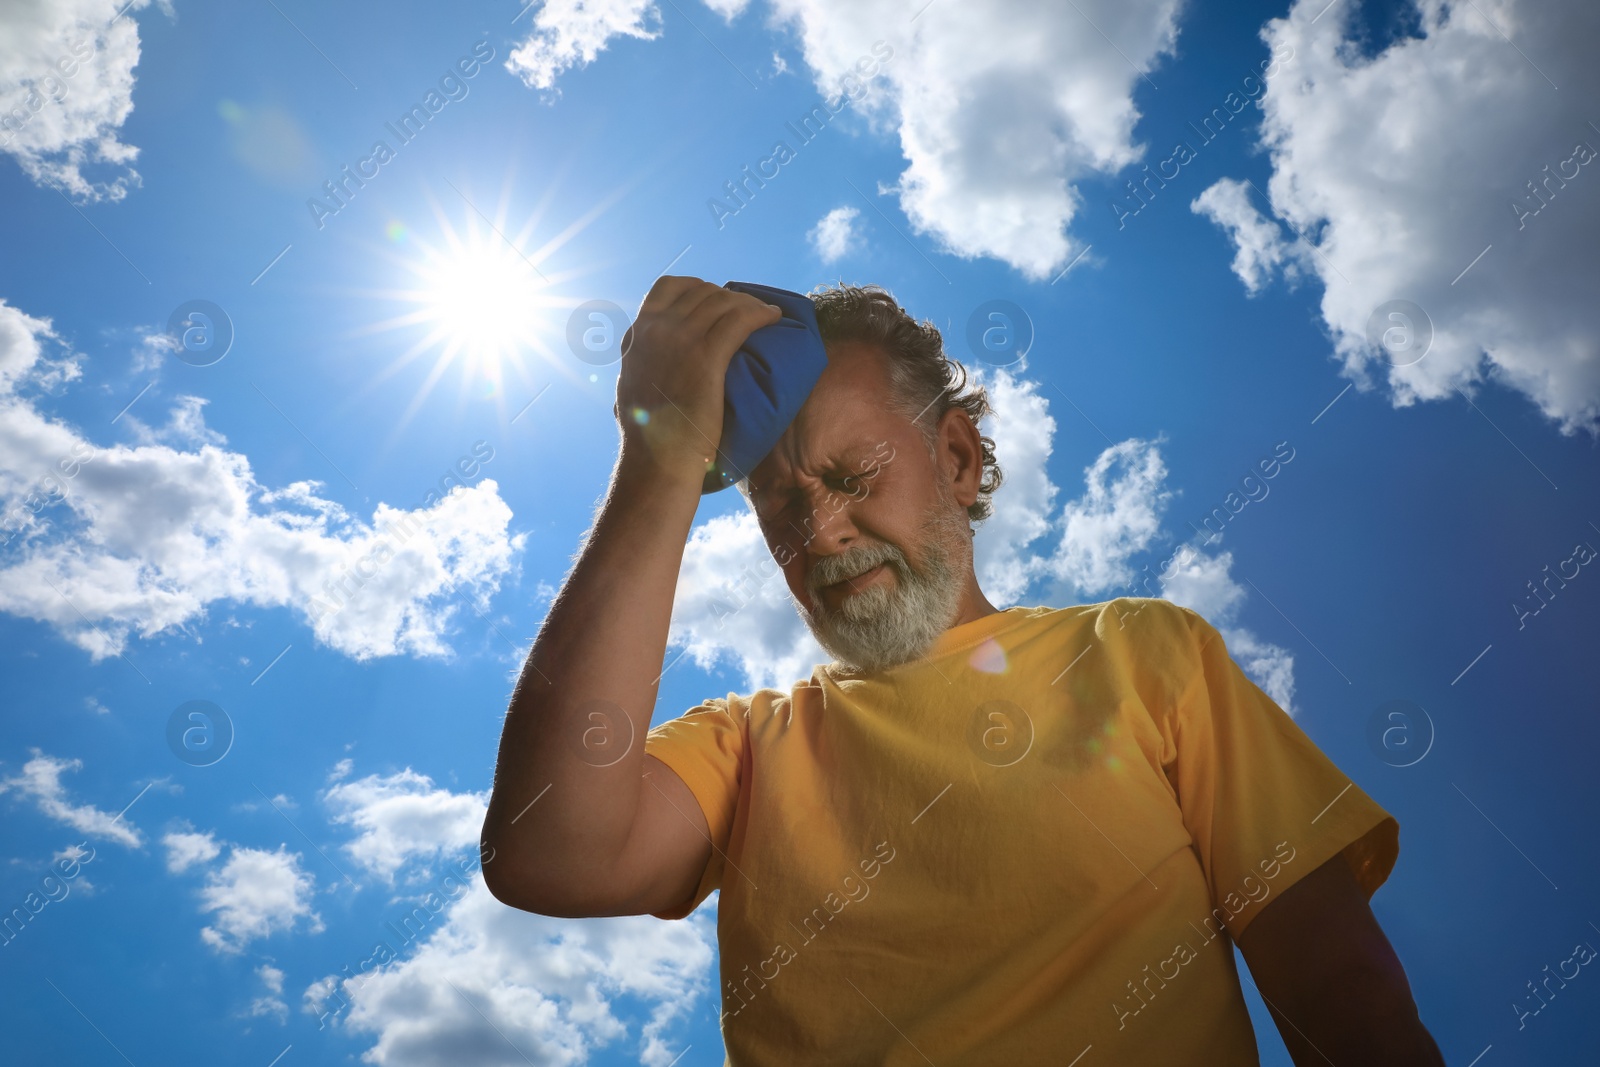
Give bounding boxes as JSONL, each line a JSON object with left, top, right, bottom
{"left": 1038, "top": 596, "right": 1209, "bottom": 644}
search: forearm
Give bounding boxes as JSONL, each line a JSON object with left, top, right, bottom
{"left": 1238, "top": 854, "right": 1444, "bottom": 1067}
{"left": 482, "top": 441, "right": 702, "bottom": 905}
{"left": 1268, "top": 962, "right": 1444, "bottom": 1066}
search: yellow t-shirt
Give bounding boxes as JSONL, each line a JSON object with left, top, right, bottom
{"left": 643, "top": 597, "right": 1399, "bottom": 1066}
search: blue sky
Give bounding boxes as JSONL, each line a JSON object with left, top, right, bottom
{"left": 1, "top": 0, "right": 1597, "bottom": 1064}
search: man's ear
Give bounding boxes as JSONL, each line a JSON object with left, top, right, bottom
{"left": 935, "top": 406, "right": 983, "bottom": 509}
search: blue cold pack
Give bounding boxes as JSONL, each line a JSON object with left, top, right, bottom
{"left": 702, "top": 281, "right": 829, "bottom": 494}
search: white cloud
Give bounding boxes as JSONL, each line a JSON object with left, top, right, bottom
{"left": 808, "top": 204, "right": 860, "bottom": 262}
{"left": 762, "top": 0, "right": 1182, "bottom": 280}
{"left": 1218, "top": 623, "right": 1297, "bottom": 716}
{"left": 1158, "top": 547, "right": 1296, "bottom": 714}
{"left": 705, "top": 0, "right": 754, "bottom": 19}
{"left": 1189, "top": 178, "right": 1306, "bottom": 295}
{"left": 1042, "top": 437, "right": 1171, "bottom": 594}
{"left": 505, "top": 0, "right": 664, "bottom": 95}
{"left": 310, "top": 876, "right": 716, "bottom": 1067}
{"left": 0, "top": 0, "right": 158, "bottom": 201}
{"left": 0, "top": 299, "right": 527, "bottom": 663}
{"left": 0, "top": 299, "right": 76, "bottom": 395}
{"left": 970, "top": 368, "right": 1058, "bottom": 607}
{"left": 502, "top": 0, "right": 1184, "bottom": 279}
{"left": 52, "top": 842, "right": 93, "bottom": 865}
{"left": 120, "top": 394, "right": 228, "bottom": 449}
{"left": 322, "top": 768, "right": 487, "bottom": 882}
{"left": 51, "top": 841, "right": 96, "bottom": 893}
{"left": 669, "top": 510, "right": 827, "bottom": 689}
{"left": 0, "top": 750, "right": 141, "bottom": 846}
{"left": 249, "top": 963, "right": 288, "bottom": 1023}
{"left": 196, "top": 844, "right": 323, "bottom": 954}
{"left": 162, "top": 826, "right": 221, "bottom": 874}
{"left": 1194, "top": 0, "right": 1600, "bottom": 435}
{"left": 1158, "top": 544, "right": 1246, "bottom": 622}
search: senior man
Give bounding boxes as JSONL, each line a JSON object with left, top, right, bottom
{"left": 482, "top": 277, "right": 1444, "bottom": 1065}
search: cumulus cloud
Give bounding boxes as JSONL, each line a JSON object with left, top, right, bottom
{"left": 503, "top": 0, "right": 1183, "bottom": 279}
{"left": 1040, "top": 436, "right": 1172, "bottom": 594}
{"left": 249, "top": 963, "right": 289, "bottom": 1023}
{"left": 194, "top": 844, "right": 323, "bottom": 954}
{"left": 970, "top": 368, "right": 1058, "bottom": 606}
{"left": 0, "top": 750, "right": 142, "bottom": 846}
{"left": 162, "top": 826, "right": 221, "bottom": 874}
{"left": 506, "top": 0, "right": 664, "bottom": 95}
{"left": 1159, "top": 547, "right": 1296, "bottom": 714}
{"left": 1189, "top": 178, "right": 1307, "bottom": 295}
{"left": 669, "top": 510, "right": 826, "bottom": 689}
{"left": 51, "top": 841, "right": 96, "bottom": 893}
{"left": 0, "top": 299, "right": 526, "bottom": 663}
{"left": 322, "top": 767, "right": 487, "bottom": 882}
{"left": 0, "top": 299, "right": 77, "bottom": 395}
{"left": 763, "top": 0, "right": 1183, "bottom": 279}
{"left": 809, "top": 205, "right": 860, "bottom": 262}
{"left": 309, "top": 876, "right": 716, "bottom": 1067}
{"left": 1193, "top": 0, "right": 1600, "bottom": 435}
{"left": 0, "top": 0, "right": 158, "bottom": 201}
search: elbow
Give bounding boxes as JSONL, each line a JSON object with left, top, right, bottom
{"left": 481, "top": 860, "right": 613, "bottom": 918}
{"left": 477, "top": 823, "right": 608, "bottom": 918}
{"left": 478, "top": 814, "right": 535, "bottom": 911}
{"left": 479, "top": 844, "right": 529, "bottom": 910}
{"left": 480, "top": 845, "right": 563, "bottom": 915}
{"left": 478, "top": 816, "right": 545, "bottom": 913}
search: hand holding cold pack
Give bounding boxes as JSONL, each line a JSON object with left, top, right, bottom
{"left": 703, "top": 281, "right": 829, "bottom": 494}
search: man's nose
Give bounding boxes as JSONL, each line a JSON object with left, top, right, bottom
{"left": 790, "top": 486, "right": 859, "bottom": 557}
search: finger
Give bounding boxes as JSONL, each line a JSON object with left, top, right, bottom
{"left": 637, "top": 275, "right": 705, "bottom": 315}
{"left": 680, "top": 287, "right": 769, "bottom": 339}
{"left": 700, "top": 298, "right": 784, "bottom": 363}
{"left": 658, "top": 278, "right": 736, "bottom": 325}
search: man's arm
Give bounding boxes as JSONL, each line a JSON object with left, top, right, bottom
{"left": 1236, "top": 851, "right": 1445, "bottom": 1066}
{"left": 479, "top": 277, "right": 781, "bottom": 918}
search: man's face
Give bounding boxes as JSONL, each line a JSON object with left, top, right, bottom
{"left": 745, "top": 341, "right": 971, "bottom": 672}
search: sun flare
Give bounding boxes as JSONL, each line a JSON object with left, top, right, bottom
{"left": 386, "top": 219, "right": 553, "bottom": 385}
{"left": 349, "top": 190, "right": 586, "bottom": 440}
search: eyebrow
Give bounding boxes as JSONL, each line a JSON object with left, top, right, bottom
{"left": 748, "top": 450, "right": 883, "bottom": 495}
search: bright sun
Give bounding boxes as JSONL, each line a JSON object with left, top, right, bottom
{"left": 416, "top": 234, "right": 544, "bottom": 366}
{"left": 353, "top": 189, "right": 581, "bottom": 435}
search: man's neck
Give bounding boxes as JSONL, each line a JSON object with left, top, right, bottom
{"left": 948, "top": 577, "right": 1000, "bottom": 630}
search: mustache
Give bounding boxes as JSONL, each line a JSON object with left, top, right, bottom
{"left": 808, "top": 543, "right": 903, "bottom": 594}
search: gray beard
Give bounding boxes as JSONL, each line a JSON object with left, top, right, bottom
{"left": 796, "top": 497, "right": 971, "bottom": 674}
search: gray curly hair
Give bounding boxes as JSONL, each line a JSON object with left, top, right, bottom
{"left": 802, "top": 281, "right": 1004, "bottom": 524}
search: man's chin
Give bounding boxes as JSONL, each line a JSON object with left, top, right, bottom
{"left": 805, "top": 590, "right": 939, "bottom": 673}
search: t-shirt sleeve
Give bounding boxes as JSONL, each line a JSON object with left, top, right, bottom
{"left": 642, "top": 694, "right": 747, "bottom": 920}
{"left": 1166, "top": 608, "right": 1399, "bottom": 940}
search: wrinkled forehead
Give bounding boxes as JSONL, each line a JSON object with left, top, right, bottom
{"left": 748, "top": 342, "right": 899, "bottom": 487}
